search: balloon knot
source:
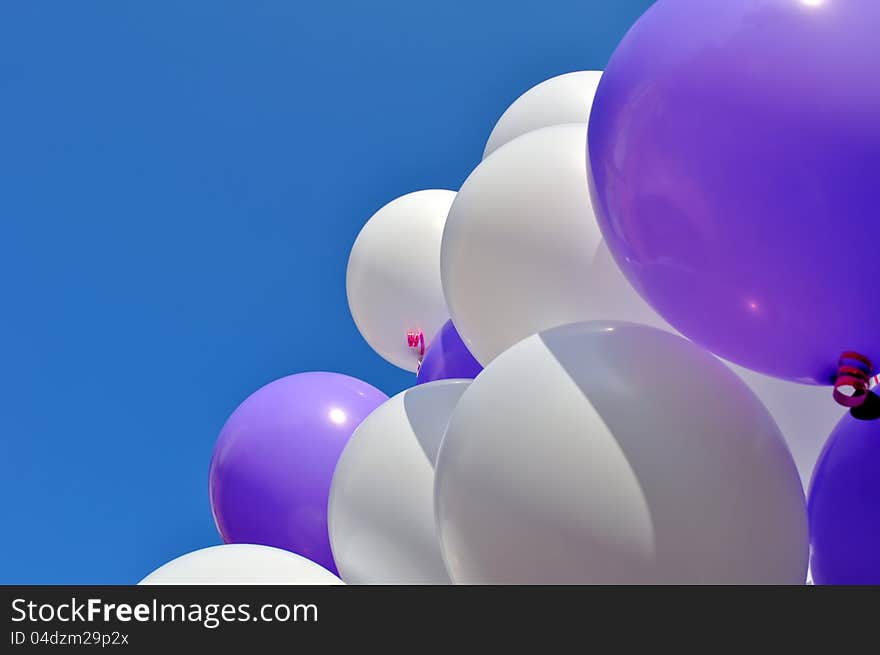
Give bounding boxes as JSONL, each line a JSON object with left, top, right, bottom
{"left": 407, "top": 330, "right": 425, "bottom": 368}
{"left": 833, "top": 352, "right": 874, "bottom": 409}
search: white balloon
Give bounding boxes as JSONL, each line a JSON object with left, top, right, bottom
{"left": 329, "top": 380, "right": 469, "bottom": 584}
{"left": 347, "top": 190, "right": 455, "bottom": 372}
{"left": 586, "top": 241, "right": 845, "bottom": 488}
{"left": 442, "top": 123, "right": 602, "bottom": 365}
{"left": 725, "top": 367, "right": 844, "bottom": 488}
{"left": 435, "top": 321, "right": 808, "bottom": 584}
{"left": 139, "top": 544, "right": 344, "bottom": 585}
{"left": 483, "top": 71, "right": 603, "bottom": 159}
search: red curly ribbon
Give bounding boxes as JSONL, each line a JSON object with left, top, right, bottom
{"left": 833, "top": 352, "right": 874, "bottom": 408}
{"left": 407, "top": 330, "right": 425, "bottom": 368}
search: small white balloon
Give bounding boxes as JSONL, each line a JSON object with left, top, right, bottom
{"left": 435, "top": 321, "right": 808, "bottom": 584}
{"left": 139, "top": 544, "right": 344, "bottom": 585}
{"left": 442, "top": 123, "right": 602, "bottom": 365}
{"left": 347, "top": 190, "right": 455, "bottom": 372}
{"left": 483, "top": 71, "right": 603, "bottom": 158}
{"left": 329, "top": 380, "right": 469, "bottom": 584}
{"left": 586, "top": 240, "right": 845, "bottom": 488}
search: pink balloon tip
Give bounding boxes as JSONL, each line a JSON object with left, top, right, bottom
{"left": 407, "top": 330, "right": 425, "bottom": 364}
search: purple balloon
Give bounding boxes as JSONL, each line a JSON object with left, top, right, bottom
{"left": 209, "top": 372, "right": 387, "bottom": 574}
{"left": 808, "top": 413, "right": 880, "bottom": 584}
{"left": 416, "top": 320, "right": 483, "bottom": 384}
{"left": 589, "top": 0, "right": 880, "bottom": 385}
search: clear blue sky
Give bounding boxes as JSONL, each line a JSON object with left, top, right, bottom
{"left": 0, "top": 1, "right": 653, "bottom": 583}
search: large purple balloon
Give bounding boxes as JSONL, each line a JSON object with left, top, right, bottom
{"left": 416, "top": 320, "right": 483, "bottom": 384}
{"left": 209, "top": 372, "right": 387, "bottom": 574}
{"left": 589, "top": 0, "right": 880, "bottom": 384}
{"left": 808, "top": 414, "right": 880, "bottom": 584}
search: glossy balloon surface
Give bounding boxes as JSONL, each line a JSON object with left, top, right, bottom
{"left": 435, "top": 321, "right": 808, "bottom": 584}
{"left": 587, "top": 240, "right": 846, "bottom": 488}
{"left": 808, "top": 414, "right": 880, "bottom": 584}
{"left": 329, "top": 380, "right": 469, "bottom": 584}
{"left": 210, "top": 372, "right": 387, "bottom": 574}
{"left": 416, "top": 320, "right": 482, "bottom": 384}
{"left": 139, "top": 544, "right": 343, "bottom": 585}
{"left": 442, "top": 124, "right": 603, "bottom": 365}
{"left": 347, "top": 190, "right": 455, "bottom": 371}
{"left": 589, "top": 0, "right": 880, "bottom": 383}
{"left": 483, "top": 70, "right": 602, "bottom": 158}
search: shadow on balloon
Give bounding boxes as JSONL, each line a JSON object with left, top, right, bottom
{"left": 850, "top": 391, "right": 880, "bottom": 421}
{"left": 540, "top": 324, "right": 807, "bottom": 583}
{"left": 403, "top": 383, "right": 460, "bottom": 465}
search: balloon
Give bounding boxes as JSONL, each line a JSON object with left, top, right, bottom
{"left": 808, "top": 414, "right": 880, "bottom": 584}
{"left": 588, "top": 0, "right": 880, "bottom": 384}
{"left": 347, "top": 190, "right": 456, "bottom": 372}
{"left": 209, "top": 372, "right": 387, "bottom": 574}
{"left": 483, "top": 71, "right": 602, "bottom": 158}
{"left": 441, "top": 124, "right": 602, "bottom": 365}
{"left": 588, "top": 239, "right": 846, "bottom": 488}
{"left": 730, "top": 367, "right": 846, "bottom": 489}
{"left": 416, "top": 320, "right": 482, "bottom": 384}
{"left": 435, "top": 321, "right": 808, "bottom": 584}
{"left": 328, "top": 380, "right": 469, "bottom": 584}
{"left": 139, "top": 544, "right": 343, "bottom": 585}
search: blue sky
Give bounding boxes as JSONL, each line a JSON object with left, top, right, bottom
{"left": 0, "top": 1, "right": 653, "bottom": 583}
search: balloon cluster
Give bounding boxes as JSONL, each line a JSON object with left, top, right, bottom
{"left": 141, "top": 0, "right": 880, "bottom": 586}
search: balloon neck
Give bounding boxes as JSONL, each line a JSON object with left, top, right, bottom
{"left": 833, "top": 352, "right": 876, "bottom": 412}
{"left": 407, "top": 330, "right": 425, "bottom": 369}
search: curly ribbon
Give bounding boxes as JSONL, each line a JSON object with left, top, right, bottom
{"left": 833, "top": 352, "right": 874, "bottom": 408}
{"left": 407, "top": 330, "right": 425, "bottom": 370}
